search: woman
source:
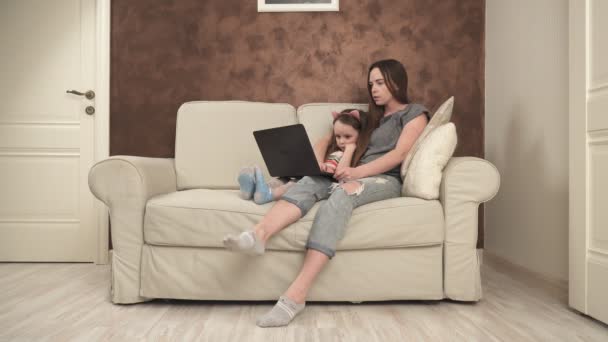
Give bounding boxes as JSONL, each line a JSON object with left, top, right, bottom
{"left": 223, "top": 59, "right": 430, "bottom": 327}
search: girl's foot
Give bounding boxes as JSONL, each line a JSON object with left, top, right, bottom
{"left": 253, "top": 167, "right": 273, "bottom": 204}
{"left": 237, "top": 167, "right": 256, "bottom": 200}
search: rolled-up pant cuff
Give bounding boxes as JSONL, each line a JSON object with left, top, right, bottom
{"left": 306, "top": 241, "right": 335, "bottom": 259}
{"left": 280, "top": 196, "right": 309, "bottom": 217}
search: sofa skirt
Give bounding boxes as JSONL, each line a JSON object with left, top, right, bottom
{"left": 139, "top": 244, "right": 444, "bottom": 302}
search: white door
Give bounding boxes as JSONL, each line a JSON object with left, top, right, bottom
{"left": 569, "top": 0, "right": 608, "bottom": 325}
{"left": 0, "top": 0, "right": 98, "bottom": 261}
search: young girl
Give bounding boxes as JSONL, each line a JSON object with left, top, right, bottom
{"left": 237, "top": 108, "right": 369, "bottom": 205}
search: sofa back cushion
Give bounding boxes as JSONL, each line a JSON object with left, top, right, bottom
{"left": 296, "top": 103, "right": 368, "bottom": 148}
{"left": 175, "top": 101, "right": 297, "bottom": 190}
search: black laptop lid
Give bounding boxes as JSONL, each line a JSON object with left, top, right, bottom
{"left": 253, "top": 124, "right": 324, "bottom": 178}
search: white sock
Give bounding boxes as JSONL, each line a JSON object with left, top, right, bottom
{"left": 222, "top": 231, "right": 265, "bottom": 255}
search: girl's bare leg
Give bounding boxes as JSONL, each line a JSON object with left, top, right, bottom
{"left": 270, "top": 181, "right": 295, "bottom": 201}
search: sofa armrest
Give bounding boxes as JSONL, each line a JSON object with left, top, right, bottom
{"left": 439, "top": 157, "right": 500, "bottom": 301}
{"left": 88, "top": 156, "right": 176, "bottom": 303}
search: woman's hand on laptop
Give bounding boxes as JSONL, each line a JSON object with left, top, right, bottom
{"left": 319, "top": 162, "right": 333, "bottom": 173}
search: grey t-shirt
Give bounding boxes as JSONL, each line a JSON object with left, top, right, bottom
{"left": 358, "top": 104, "right": 429, "bottom": 179}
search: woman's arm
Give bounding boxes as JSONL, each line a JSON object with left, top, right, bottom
{"left": 313, "top": 132, "right": 332, "bottom": 164}
{"left": 335, "top": 115, "right": 428, "bottom": 180}
{"left": 359, "top": 115, "right": 427, "bottom": 177}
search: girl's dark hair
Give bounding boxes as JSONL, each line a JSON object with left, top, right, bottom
{"left": 367, "top": 59, "right": 410, "bottom": 129}
{"left": 325, "top": 109, "right": 372, "bottom": 167}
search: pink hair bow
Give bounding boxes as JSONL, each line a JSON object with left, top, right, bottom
{"left": 331, "top": 110, "right": 361, "bottom": 121}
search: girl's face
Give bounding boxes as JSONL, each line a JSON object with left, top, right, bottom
{"left": 333, "top": 121, "right": 359, "bottom": 151}
{"left": 368, "top": 67, "right": 394, "bottom": 106}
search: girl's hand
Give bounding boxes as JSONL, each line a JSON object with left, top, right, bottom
{"left": 344, "top": 143, "right": 357, "bottom": 152}
{"left": 334, "top": 166, "right": 364, "bottom": 182}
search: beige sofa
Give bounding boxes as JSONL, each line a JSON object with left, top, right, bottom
{"left": 88, "top": 101, "right": 500, "bottom": 304}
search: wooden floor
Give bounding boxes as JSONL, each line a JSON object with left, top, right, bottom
{"left": 1, "top": 255, "right": 607, "bottom": 341}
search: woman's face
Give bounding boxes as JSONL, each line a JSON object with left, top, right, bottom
{"left": 368, "top": 67, "right": 394, "bottom": 106}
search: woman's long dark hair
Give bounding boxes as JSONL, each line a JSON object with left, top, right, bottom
{"left": 367, "top": 59, "right": 410, "bottom": 129}
{"left": 325, "top": 109, "right": 372, "bottom": 167}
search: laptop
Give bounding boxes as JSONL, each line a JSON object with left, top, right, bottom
{"left": 253, "top": 124, "right": 335, "bottom": 178}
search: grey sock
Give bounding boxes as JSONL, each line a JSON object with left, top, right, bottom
{"left": 222, "top": 231, "right": 265, "bottom": 255}
{"left": 256, "top": 296, "right": 305, "bottom": 328}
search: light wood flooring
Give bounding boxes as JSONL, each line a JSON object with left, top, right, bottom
{"left": 1, "top": 254, "right": 607, "bottom": 341}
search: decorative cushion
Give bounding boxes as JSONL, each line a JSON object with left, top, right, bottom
{"left": 403, "top": 123, "right": 457, "bottom": 199}
{"left": 401, "top": 97, "right": 454, "bottom": 181}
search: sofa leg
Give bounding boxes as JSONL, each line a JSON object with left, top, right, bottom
{"left": 109, "top": 250, "right": 152, "bottom": 304}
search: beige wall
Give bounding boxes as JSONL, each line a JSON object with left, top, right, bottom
{"left": 485, "top": 0, "right": 569, "bottom": 281}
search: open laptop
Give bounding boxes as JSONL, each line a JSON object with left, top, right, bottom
{"left": 253, "top": 124, "right": 335, "bottom": 178}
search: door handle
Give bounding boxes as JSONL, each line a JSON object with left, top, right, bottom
{"left": 66, "top": 89, "right": 95, "bottom": 100}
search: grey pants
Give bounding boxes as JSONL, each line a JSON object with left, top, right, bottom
{"left": 281, "top": 174, "right": 402, "bottom": 258}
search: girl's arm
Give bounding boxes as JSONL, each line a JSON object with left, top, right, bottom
{"left": 335, "top": 115, "right": 428, "bottom": 180}
{"left": 335, "top": 145, "right": 356, "bottom": 173}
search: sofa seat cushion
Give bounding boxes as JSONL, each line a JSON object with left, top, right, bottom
{"left": 144, "top": 189, "right": 444, "bottom": 251}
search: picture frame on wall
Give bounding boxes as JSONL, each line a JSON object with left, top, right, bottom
{"left": 257, "top": 0, "right": 339, "bottom": 12}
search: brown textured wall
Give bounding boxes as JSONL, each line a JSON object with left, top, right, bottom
{"left": 111, "top": 0, "right": 486, "bottom": 245}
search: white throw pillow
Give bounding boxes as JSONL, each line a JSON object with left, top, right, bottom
{"left": 403, "top": 122, "right": 457, "bottom": 199}
{"left": 401, "top": 96, "right": 454, "bottom": 181}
